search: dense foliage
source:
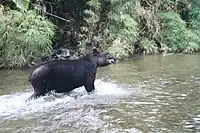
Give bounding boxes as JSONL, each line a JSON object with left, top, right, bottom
{"left": 1, "top": 0, "right": 200, "bottom": 68}
{"left": 0, "top": 6, "right": 55, "bottom": 68}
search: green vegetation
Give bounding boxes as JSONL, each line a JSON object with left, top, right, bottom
{"left": 12, "top": 0, "right": 30, "bottom": 10}
{"left": 0, "top": 6, "right": 55, "bottom": 69}
{"left": 1, "top": 0, "right": 200, "bottom": 68}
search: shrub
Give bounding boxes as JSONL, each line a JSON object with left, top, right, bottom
{"left": 0, "top": 8, "right": 56, "bottom": 68}
{"left": 78, "top": 0, "right": 103, "bottom": 53}
{"left": 140, "top": 38, "right": 159, "bottom": 55}
{"left": 156, "top": 12, "right": 200, "bottom": 53}
{"left": 105, "top": 0, "right": 139, "bottom": 59}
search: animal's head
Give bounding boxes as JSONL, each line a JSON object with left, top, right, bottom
{"left": 91, "top": 48, "right": 117, "bottom": 67}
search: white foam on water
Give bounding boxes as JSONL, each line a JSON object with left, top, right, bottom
{"left": 0, "top": 79, "right": 131, "bottom": 120}
{"left": 102, "top": 128, "right": 142, "bottom": 133}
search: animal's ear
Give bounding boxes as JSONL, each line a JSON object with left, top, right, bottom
{"left": 92, "top": 47, "right": 99, "bottom": 55}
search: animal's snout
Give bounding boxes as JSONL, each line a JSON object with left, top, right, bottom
{"left": 108, "top": 57, "right": 117, "bottom": 64}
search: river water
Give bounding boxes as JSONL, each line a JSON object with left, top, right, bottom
{"left": 0, "top": 54, "right": 200, "bottom": 133}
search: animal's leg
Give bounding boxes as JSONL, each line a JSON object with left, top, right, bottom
{"left": 27, "top": 78, "right": 49, "bottom": 101}
{"left": 84, "top": 79, "right": 95, "bottom": 94}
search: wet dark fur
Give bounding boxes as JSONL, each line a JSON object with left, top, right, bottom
{"left": 28, "top": 49, "right": 116, "bottom": 100}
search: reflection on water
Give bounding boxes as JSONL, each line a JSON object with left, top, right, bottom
{"left": 1, "top": 54, "right": 200, "bottom": 132}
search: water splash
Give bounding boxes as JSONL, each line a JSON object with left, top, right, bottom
{"left": 102, "top": 128, "right": 142, "bottom": 133}
{"left": 0, "top": 79, "right": 131, "bottom": 120}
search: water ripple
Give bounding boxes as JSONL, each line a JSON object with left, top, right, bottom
{"left": 0, "top": 79, "right": 144, "bottom": 133}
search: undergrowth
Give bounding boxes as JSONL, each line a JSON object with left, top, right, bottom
{"left": 0, "top": 6, "right": 56, "bottom": 69}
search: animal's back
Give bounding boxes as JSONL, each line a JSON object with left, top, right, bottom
{"left": 50, "top": 59, "right": 94, "bottom": 88}
{"left": 29, "top": 59, "right": 79, "bottom": 78}
{"left": 29, "top": 59, "right": 94, "bottom": 88}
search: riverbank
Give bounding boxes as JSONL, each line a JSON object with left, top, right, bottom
{"left": 1, "top": 50, "right": 199, "bottom": 70}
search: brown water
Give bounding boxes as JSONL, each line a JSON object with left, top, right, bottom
{"left": 0, "top": 54, "right": 200, "bottom": 133}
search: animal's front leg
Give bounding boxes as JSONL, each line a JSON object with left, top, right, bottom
{"left": 84, "top": 80, "right": 95, "bottom": 94}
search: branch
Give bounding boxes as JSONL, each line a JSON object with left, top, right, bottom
{"left": 30, "top": 3, "right": 70, "bottom": 23}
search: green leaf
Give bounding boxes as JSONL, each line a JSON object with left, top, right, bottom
{"left": 12, "top": 0, "right": 30, "bottom": 10}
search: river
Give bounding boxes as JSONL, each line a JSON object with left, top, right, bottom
{"left": 0, "top": 54, "right": 200, "bottom": 133}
